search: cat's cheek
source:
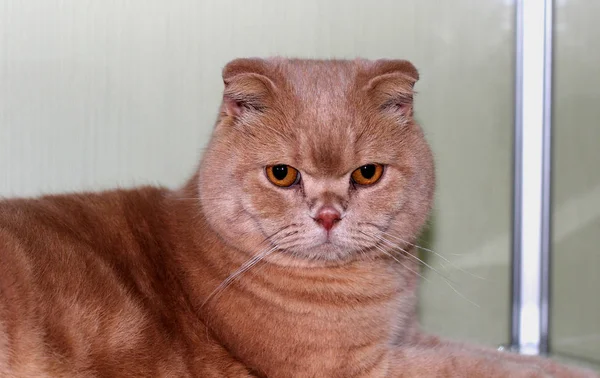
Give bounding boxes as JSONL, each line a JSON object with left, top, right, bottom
{"left": 200, "top": 183, "right": 272, "bottom": 253}
{"left": 246, "top": 176, "right": 299, "bottom": 219}
{"left": 243, "top": 181, "right": 307, "bottom": 230}
{"left": 210, "top": 207, "right": 266, "bottom": 253}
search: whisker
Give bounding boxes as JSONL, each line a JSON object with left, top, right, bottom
{"left": 358, "top": 231, "right": 427, "bottom": 277}
{"left": 279, "top": 230, "right": 299, "bottom": 239}
{"left": 356, "top": 244, "right": 376, "bottom": 262}
{"left": 364, "top": 232, "right": 480, "bottom": 308}
{"left": 276, "top": 238, "right": 304, "bottom": 248}
{"left": 258, "top": 224, "right": 301, "bottom": 245}
{"left": 378, "top": 237, "right": 458, "bottom": 285}
{"left": 387, "top": 243, "right": 479, "bottom": 307}
{"left": 359, "top": 234, "right": 431, "bottom": 284}
{"left": 381, "top": 231, "right": 450, "bottom": 259}
{"left": 381, "top": 232, "right": 485, "bottom": 280}
{"left": 202, "top": 246, "right": 277, "bottom": 307}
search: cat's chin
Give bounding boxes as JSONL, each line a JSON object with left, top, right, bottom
{"left": 263, "top": 243, "right": 369, "bottom": 268}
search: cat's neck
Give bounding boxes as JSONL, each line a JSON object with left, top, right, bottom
{"left": 167, "top": 181, "right": 419, "bottom": 377}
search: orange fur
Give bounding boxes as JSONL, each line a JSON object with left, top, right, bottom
{"left": 0, "top": 58, "right": 596, "bottom": 377}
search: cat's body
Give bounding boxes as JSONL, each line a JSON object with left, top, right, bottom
{"left": 0, "top": 58, "right": 596, "bottom": 377}
{"left": 0, "top": 184, "right": 414, "bottom": 377}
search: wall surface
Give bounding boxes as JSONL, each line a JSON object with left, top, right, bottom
{"left": 0, "top": 0, "right": 515, "bottom": 347}
{"left": 551, "top": 0, "right": 600, "bottom": 365}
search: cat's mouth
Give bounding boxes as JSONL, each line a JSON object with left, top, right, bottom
{"left": 252, "top": 216, "right": 388, "bottom": 264}
{"left": 268, "top": 226, "right": 370, "bottom": 263}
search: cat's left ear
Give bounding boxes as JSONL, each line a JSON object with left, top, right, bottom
{"left": 220, "top": 58, "right": 278, "bottom": 119}
{"left": 361, "top": 59, "right": 419, "bottom": 118}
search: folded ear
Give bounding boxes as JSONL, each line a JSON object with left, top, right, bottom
{"left": 361, "top": 59, "right": 419, "bottom": 118}
{"left": 221, "top": 58, "right": 278, "bottom": 119}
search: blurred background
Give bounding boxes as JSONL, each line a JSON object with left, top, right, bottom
{"left": 0, "top": 0, "right": 598, "bottom": 371}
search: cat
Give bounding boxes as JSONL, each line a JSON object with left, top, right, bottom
{"left": 0, "top": 57, "right": 596, "bottom": 377}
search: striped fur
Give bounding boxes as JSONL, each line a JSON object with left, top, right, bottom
{"left": 0, "top": 58, "right": 595, "bottom": 377}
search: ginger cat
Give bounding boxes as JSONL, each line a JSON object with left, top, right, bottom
{"left": 0, "top": 58, "right": 596, "bottom": 377}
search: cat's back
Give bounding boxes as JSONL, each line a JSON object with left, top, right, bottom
{"left": 0, "top": 187, "right": 170, "bottom": 285}
{"left": 0, "top": 186, "right": 170, "bottom": 263}
{"left": 0, "top": 187, "right": 192, "bottom": 376}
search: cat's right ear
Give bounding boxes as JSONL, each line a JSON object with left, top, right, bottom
{"left": 360, "top": 59, "right": 419, "bottom": 120}
{"left": 220, "top": 58, "right": 278, "bottom": 119}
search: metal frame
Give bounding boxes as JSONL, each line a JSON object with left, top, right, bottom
{"left": 511, "top": 0, "right": 553, "bottom": 356}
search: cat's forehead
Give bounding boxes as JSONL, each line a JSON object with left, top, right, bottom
{"left": 290, "top": 124, "right": 354, "bottom": 177}
{"left": 277, "top": 61, "right": 364, "bottom": 175}
{"left": 281, "top": 60, "right": 358, "bottom": 104}
{"left": 229, "top": 58, "right": 411, "bottom": 175}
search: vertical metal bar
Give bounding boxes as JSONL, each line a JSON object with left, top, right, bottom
{"left": 511, "top": 0, "right": 524, "bottom": 350}
{"left": 512, "top": 0, "right": 553, "bottom": 356}
{"left": 540, "top": 0, "right": 554, "bottom": 355}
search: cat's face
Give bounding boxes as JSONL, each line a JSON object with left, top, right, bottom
{"left": 199, "top": 58, "right": 434, "bottom": 265}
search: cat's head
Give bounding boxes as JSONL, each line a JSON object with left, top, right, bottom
{"left": 199, "top": 58, "right": 434, "bottom": 265}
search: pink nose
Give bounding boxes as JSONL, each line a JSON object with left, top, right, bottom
{"left": 314, "top": 206, "right": 341, "bottom": 231}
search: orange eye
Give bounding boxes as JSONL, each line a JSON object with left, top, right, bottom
{"left": 351, "top": 164, "right": 384, "bottom": 186}
{"left": 266, "top": 165, "right": 300, "bottom": 187}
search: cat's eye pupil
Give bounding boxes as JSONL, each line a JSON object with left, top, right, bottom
{"left": 272, "top": 165, "right": 288, "bottom": 180}
{"left": 360, "top": 165, "right": 376, "bottom": 179}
